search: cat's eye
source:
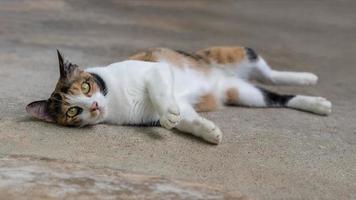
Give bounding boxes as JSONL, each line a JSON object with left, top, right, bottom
{"left": 67, "top": 107, "right": 79, "bottom": 117}
{"left": 81, "top": 82, "right": 90, "bottom": 94}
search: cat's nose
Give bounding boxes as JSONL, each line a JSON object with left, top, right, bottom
{"left": 90, "top": 101, "right": 99, "bottom": 112}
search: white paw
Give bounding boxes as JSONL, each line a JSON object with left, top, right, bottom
{"left": 199, "top": 119, "right": 223, "bottom": 144}
{"left": 160, "top": 106, "right": 181, "bottom": 130}
{"left": 298, "top": 72, "right": 318, "bottom": 85}
{"left": 288, "top": 95, "right": 332, "bottom": 115}
{"left": 310, "top": 97, "right": 332, "bottom": 115}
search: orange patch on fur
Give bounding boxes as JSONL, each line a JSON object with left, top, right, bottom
{"left": 225, "top": 88, "right": 239, "bottom": 105}
{"left": 128, "top": 50, "right": 159, "bottom": 62}
{"left": 194, "top": 93, "right": 219, "bottom": 112}
{"left": 129, "top": 48, "right": 211, "bottom": 74}
{"left": 195, "top": 46, "right": 247, "bottom": 65}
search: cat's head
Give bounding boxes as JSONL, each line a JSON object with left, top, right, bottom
{"left": 26, "top": 50, "right": 108, "bottom": 127}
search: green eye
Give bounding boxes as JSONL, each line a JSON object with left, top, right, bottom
{"left": 81, "top": 82, "right": 90, "bottom": 94}
{"left": 67, "top": 107, "right": 78, "bottom": 117}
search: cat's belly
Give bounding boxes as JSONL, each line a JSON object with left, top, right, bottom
{"left": 172, "top": 67, "right": 215, "bottom": 104}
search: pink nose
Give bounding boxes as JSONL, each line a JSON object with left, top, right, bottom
{"left": 90, "top": 101, "right": 99, "bottom": 111}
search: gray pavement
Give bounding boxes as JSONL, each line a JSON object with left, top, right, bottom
{"left": 0, "top": 0, "right": 355, "bottom": 199}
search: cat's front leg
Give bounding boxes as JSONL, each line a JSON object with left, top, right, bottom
{"left": 145, "top": 65, "right": 181, "bottom": 129}
{"left": 159, "top": 105, "right": 181, "bottom": 129}
{"left": 176, "top": 102, "right": 222, "bottom": 144}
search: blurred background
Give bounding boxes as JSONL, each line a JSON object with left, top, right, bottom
{"left": 0, "top": 0, "right": 355, "bottom": 199}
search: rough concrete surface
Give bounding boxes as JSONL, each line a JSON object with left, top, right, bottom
{"left": 0, "top": 155, "right": 244, "bottom": 200}
{"left": 0, "top": 0, "right": 355, "bottom": 199}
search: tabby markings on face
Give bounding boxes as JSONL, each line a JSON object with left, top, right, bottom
{"left": 26, "top": 50, "right": 108, "bottom": 127}
{"left": 49, "top": 71, "right": 105, "bottom": 126}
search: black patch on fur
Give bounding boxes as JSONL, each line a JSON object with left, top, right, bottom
{"left": 204, "top": 50, "right": 211, "bottom": 56}
{"left": 60, "top": 84, "right": 70, "bottom": 93}
{"left": 175, "top": 50, "right": 203, "bottom": 60}
{"left": 57, "top": 50, "right": 79, "bottom": 79}
{"left": 245, "top": 47, "right": 258, "bottom": 62}
{"left": 48, "top": 93, "right": 63, "bottom": 120}
{"left": 259, "top": 87, "right": 295, "bottom": 107}
{"left": 90, "top": 73, "right": 108, "bottom": 96}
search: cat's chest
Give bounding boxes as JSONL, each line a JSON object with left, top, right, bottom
{"left": 86, "top": 61, "right": 160, "bottom": 124}
{"left": 106, "top": 75, "right": 157, "bottom": 124}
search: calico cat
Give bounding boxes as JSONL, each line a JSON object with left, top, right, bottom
{"left": 26, "top": 47, "right": 332, "bottom": 144}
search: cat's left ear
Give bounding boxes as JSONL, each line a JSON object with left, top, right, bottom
{"left": 57, "top": 49, "right": 79, "bottom": 79}
{"left": 26, "top": 100, "right": 54, "bottom": 122}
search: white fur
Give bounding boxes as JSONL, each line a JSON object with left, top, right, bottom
{"left": 79, "top": 56, "right": 331, "bottom": 144}
{"left": 217, "top": 76, "right": 266, "bottom": 107}
{"left": 287, "top": 95, "right": 332, "bottom": 115}
{"left": 86, "top": 61, "right": 160, "bottom": 125}
{"left": 226, "top": 57, "right": 319, "bottom": 86}
{"left": 66, "top": 92, "right": 107, "bottom": 126}
{"left": 84, "top": 60, "right": 224, "bottom": 144}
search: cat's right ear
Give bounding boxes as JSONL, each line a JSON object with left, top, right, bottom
{"left": 57, "top": 49, "right": 78, "bottom": 79}
{"left": 26, "top": 100, "right": 54, "bottom": 122}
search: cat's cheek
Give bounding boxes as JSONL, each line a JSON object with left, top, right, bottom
{"left": 98, "top": 107, "right": 107, "bottom": 121}
{"left": 78, "top": 111, "right": 90, "bottom": 124}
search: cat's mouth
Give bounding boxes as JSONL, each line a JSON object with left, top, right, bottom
{"left": 91, "top": 106, "right": 106, "bottom": 121}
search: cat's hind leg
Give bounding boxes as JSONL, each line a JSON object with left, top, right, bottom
{"left": 248, "top": 56, "right": 319, "bottom": 86}
{"left": 220, "top": 78, "right": 332, "bottom": 115}
{"left": 195, "top": 46, "right": 318, "bottom": 86}
{"left": 175, "top": 102, "right": 222, "bottom": 144}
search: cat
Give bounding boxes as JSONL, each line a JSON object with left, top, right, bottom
{"left": 26, "top": 47, "right": 332, "bottom": 144}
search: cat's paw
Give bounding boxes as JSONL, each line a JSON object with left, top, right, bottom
{"left": 159, "top": 106, "right": 181, "bottom": 130}
{"left": 309, "top": 97, "right": 332, "bottom": 115}
{"left": 298, "top": 72, "right": 318, "bottom": 85}
{"left": 199, "top": 119, "right": 222, "bottom": 144}
{"left": 287, "top": 95, "right": 332, "bottom": 115}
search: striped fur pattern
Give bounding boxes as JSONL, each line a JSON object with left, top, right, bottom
{"left": 27, "top": 46, "right": 332, "bottom": 144}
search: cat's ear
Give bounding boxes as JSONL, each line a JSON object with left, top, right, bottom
{"left": 26, "top": 100, "right": 54, "bottom": 122}
{"left": 57, "top": 49, "right": 79, "bottom": 79}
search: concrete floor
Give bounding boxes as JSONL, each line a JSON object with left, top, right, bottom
{"left": 0, "top": 0, "right": 355, "bottom": 199}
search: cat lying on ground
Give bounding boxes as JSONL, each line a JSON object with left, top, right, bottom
{"left": 26, "top": 46, "right": 332, "bottom": 144}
